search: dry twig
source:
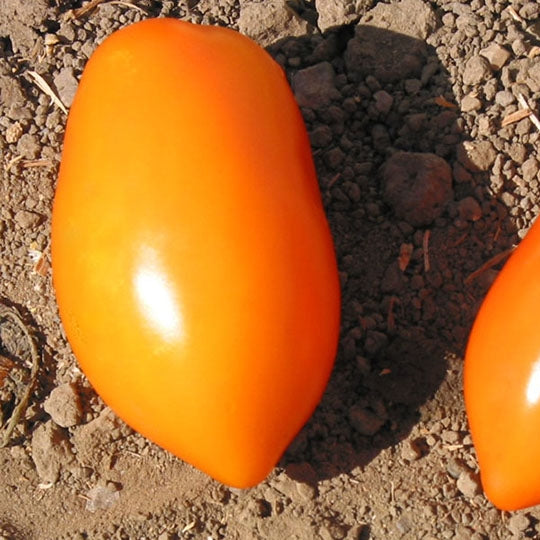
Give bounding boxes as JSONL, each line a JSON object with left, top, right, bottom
{"left": 398, "top": 243, "right": 413, "bottom": 272}
{"left": 0, "top": 304, "right": 41, "bottom": 447}
{"left": 501, "top": 108, "right": 532, "bottom": 126}
{"left": 434, "top": 95, "right": 458, "bottom": 109}
{"left": 464, "top": 247, "right": 515, "bottom": 286}
{"left": 68, "top": 0, "right": 106, "bottom": 19}
{"left": 27, "top": 71, "right": 68, "bottom": 114}
{"left": 108, "top": 1, "right": 147, "bottom": 13}
{"left": 507, "top": 6, "right": 525, "bottom": 24}
{"left": 327, "top": 173, "right": 341, "bottom": 191}
{"left": 387, "top": 296, "right": 398, "bottom": 332}
{"left": 0, "top": 356, "right": 15, "bottom": 388}
{"left": 5, "top": 155, "right": 23, "bottom": 173}
{"left": 517, "top": 93, "right": 540, "bottom": 132}
{"left": 529, "top": 46, "right": 540, "bottom": 59}
{"left": 66, "top": 0, "right": 147, "bottom": 19}
{"left": 21, "top": 159, "right": 54, "bottom": 169}
{"left": 423, "top": 230, "right": 431, "bottom": 272}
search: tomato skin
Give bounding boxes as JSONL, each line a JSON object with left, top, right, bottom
{"left": 465, "top": 218, "right": 540, "bottom": 510}
{"left": 51, "top": 19, "right": 340, "bottom": 488}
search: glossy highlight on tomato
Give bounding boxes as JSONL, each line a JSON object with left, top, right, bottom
{"left": 51, "top": 18, "right": 340, "bottom": 488}
{"left": 465, "top": 217, "right": 540, "bottom": 510}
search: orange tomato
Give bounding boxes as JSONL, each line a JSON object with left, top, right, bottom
{"left": 465, "top": 218, "right": 540, "bottom": 510}
{"left": 51, "top": 18, "right": 340, "bottom": 488}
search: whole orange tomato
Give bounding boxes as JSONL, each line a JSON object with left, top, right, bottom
{"left": 465, "top": 218, "right": 540, "bottom": 510}
{"left": 51, "top": 18, "right": 340, "bottom": 488}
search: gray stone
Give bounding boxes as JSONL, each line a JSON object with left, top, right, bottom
{"left": 381, "top": 151, "right": 453, "bottom": 227}
{"left": 44, "top": 383, "right": 83, "bottom": 428}
{"left": 457, "top": 140, "right": 497, "bottom": 172}
{"left": 53, "top": 68, "right": 79, "bottom": 109}
{"left": 462, "top": 55, "right": 492, "bottom": 86}
{"left": 292, "top": 62, "right": 340, "bottom": 109}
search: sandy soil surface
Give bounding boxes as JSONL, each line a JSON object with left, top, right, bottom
{"left": 1, "top": 0, "right": 540, "bottom": 538}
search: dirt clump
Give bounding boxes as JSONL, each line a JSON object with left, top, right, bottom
{"left": 1, "top": 0, "right": 540, "bottom": 539}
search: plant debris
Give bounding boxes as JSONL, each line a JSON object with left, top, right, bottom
{"left": 0, "top": 304, "right": 41, "bottom": 447}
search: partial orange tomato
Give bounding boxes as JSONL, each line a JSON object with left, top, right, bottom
{"left": 51, "top": 18, "right": 340, "bottom": 488}
{"left": 465, "top": 218, "right": 540, "bottom": 510}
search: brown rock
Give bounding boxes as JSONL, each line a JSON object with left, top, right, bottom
{"left": 238, "top": 0, "right": 308, "bottom": 47}
{"left": 349, "top": 404, "right": 387, "bottom": 436}
{"left": 461, "top": 94, "right": 482, "bottom": 112}
{"left": 16, "top": 133, "right": 40, "bottom": 159}
{"left": 457, "top": 140, "right": 497, "bottom": 172}
{"left": 316, "top": 0, "right": 373, "bottom": 32}
{"left": 345, "top": 24, "right": 426, "bottom": 83}
{"left": 480, "top": 43, "right": 511, "bottom": 70}
{"left": 462, "top": 55, "right": 492, "bottom": 86}
{"left": 361, "top": 0, "right": 437, "bottom": 40}
{"left": 381, "top": 151, "right": 453, "bottom": 227}
{"left": 292, "top": 62, "right": 340, "bottom": 109}
{"left": 53, "top": 68, "right": 78, "bottom": 109}
{"left": 44, "top": 383, "right": 83, "bottom": 428}
{"left": 457, "top": 197, "right": 482, "bottom": 221}
{"left": 14, "top": 210, "right": 43, "bottom": 228}
{"left": 31, "top": 421, "right": 74, "bottom": 483}
{"left": 456, "top": 470, "right": 482, "bottom": 498}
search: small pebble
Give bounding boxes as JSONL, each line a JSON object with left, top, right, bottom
{"left": 44, "top": 383, "right": 84, "bottom": 428}
{"left": 508, "top": 513, "right": 530, "bottom": 535}
{"left": 456, "top": 470, "right": 482, "bottom": 498}
{"left": 5, "top": 121, "right": 23, "bottom": 144}
{"left": 457, "top": 196, "right": 482, "bottom": 221}
{"left": 401, "top": 439, "right": 423, "bottom": 461}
